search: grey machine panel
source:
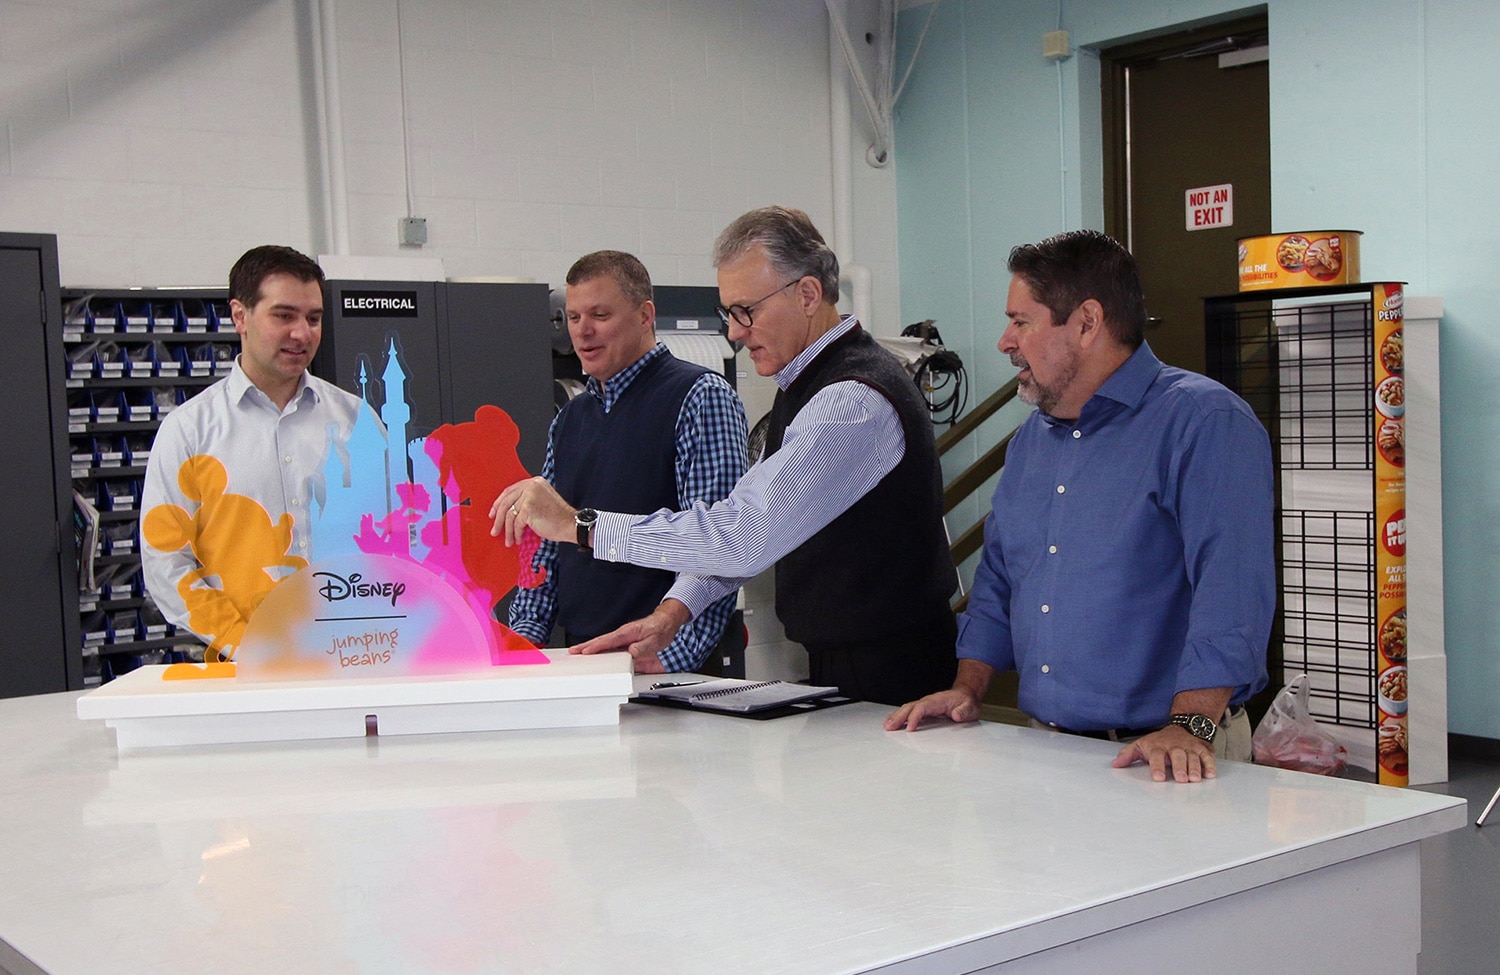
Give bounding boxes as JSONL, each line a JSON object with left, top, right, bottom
{"left": 315, "top": 280, "right": 553, "bottom": 475}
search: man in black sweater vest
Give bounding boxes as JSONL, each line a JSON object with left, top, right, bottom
{"left": 495, "top": 209, "right": 957, "bottom": 706}
{"left": 501, "top": 251, "right": 746, "bottom": 674}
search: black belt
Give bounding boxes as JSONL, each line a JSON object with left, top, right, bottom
{"left": 1045, "top": 706, "right": 1245, "bottom": 742}
{"left": 1046, "top": 722, "right": 1159, "bottom": 742}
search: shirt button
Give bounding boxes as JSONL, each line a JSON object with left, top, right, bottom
{"left": 298, "top": 540, "right": 307, "bottom": 548}
{"left": 291, "top": 498, "right": 301, "bottom": 507}
{"left": 1041, "top": 604, "right": 1050, "bottom": 614}
{"left": 1041, "top": 664, "right": 1051, "bottom": 674}
{"left": 284, "top": 455, "right": 293, "bottom": 463}
{"left": 1048, "top": 545, "right": 1057, "bottom": 554}
{"left": 1056, "top": 485, "right": 1066, "bottom": 494}
{"left": 608, "top": 547, "right": 617, "bottom": 556}
{"left": 1072, "top": 429, "right": 1082, "bottom": 439}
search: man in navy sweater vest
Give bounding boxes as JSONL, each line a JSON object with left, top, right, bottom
{"left": 495, "top": 210, "right": 958, "bottom": 705}
{"left": 503, "top": 251, "right": 747, "bottom": 674}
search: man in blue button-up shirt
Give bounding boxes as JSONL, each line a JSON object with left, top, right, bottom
{"left": 887, "top": 230, "right": 1274, "bottom": 784}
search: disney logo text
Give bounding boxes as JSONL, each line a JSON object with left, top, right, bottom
{"left": 313, "top": 572, "right": 406, "bottom": 606}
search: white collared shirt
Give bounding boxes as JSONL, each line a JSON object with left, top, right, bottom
{"left": 140, "top": 359, "right": 365, "bottom": 636}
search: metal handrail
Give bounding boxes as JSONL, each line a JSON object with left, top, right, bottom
{"left": 938, "top": 376, "right": 1021, "bottom": 610}
{"left": 944, "top": 430, "right": 1014, "bottom": 516}
{"left": 937, "top": 374, "right": 1022, "bottom": 705}
{"left": 936, "top": 377, "right": 1018, "bottom": 456}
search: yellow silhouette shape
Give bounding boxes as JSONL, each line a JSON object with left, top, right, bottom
{"left": 162, "top": 661, "right": 237, "bottom": 680}
{"left": 142, "top": 454, "right": 307, "bottom": 662}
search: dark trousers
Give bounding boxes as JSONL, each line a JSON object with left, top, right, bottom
{"left": 802, "top": 611, "right": 958, "bottom": 707}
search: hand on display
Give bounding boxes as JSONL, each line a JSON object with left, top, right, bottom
{"left": 570, "top": 600, "right": 690, "bottom": 670}
{"left": 1111, "top": 725, "right": 1217, "bottom": 783}
{"left": 490, "top": 476, "right": 576, "bottom": 547}
{"left": 883, "top": 688, "right": 983, "bottom": 732}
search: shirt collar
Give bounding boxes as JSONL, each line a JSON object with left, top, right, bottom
{"left": 1038, "top": 341, "right": 1162, "bottom": 427}
{"left": 775, "top": 315, "right": 860, "bottom": 390}
{"left": 1093, "top": 341, "right": 1163, "bottom": 408}
{"left": 586, "top": 342, "right": 668, "bottom": 412}
{"left": 229, "top": 356, "right": 316, "bottom": 410}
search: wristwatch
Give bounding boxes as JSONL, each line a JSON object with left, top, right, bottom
{"left": 574, "top": 508, "right": 598, "bottom": 551}
{"left": 1168, "top": 712, "right": 1219, "bottom": 742}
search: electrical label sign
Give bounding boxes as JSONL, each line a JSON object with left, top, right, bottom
{"left": 340, "top": 290, "right": 420, "bottom": 317}
{"left": 1185, "top": 183, "right": 1234, "bottom": 231}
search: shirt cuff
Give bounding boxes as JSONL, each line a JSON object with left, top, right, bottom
{"left": 591, "top": 511, "right": 642, "bottom": 563}
{"left": 507, "top": 619, "right": 550, "bottom": 646}
{"left": 663, "top": 576, "right": 728, "bottom": 620}
{"left": 954, "top": 612, "right": 1014, "bottom": 673}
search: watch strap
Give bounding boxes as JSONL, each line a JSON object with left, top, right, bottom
{"left": 575, "top": 509, "right": 597, "bottom": 551}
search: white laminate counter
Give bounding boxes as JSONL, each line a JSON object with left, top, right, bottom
{"left": 0, "top": 684, "right": 1465, "bottom": 975}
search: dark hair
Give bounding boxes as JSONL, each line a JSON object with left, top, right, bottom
{"left": 1006, "top": 230, "right": 1148, "bottom": 348}
{"left": 228, "top": 245, "right": 324, "bottom": 308}
{"left": 565, "top": 250, "right": 653, "bottom": 306}
{"left": 713, "top": 206, "right": 839, "bottom": 305}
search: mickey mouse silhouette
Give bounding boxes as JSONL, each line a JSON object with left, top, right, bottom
{"left": 141, "top": 454, "right": 307, "bottom": 660}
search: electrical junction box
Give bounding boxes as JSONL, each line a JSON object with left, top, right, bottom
{"left": 1043, "top": 30, "right": 1071, "bottom": 61}
{"left": 398, "top": 217, "right": 428, "bottom": 246}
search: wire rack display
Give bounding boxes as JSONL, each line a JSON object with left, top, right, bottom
{"left": 1206, "top": 287, "right": 1378, "bottom": 729}
{"left": 1278, "top": 509, "right": 1376, "bottom": 726}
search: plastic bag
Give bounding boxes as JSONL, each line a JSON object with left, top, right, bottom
{"left": 1251, "top": 674, "right": 1347, "bottom": 775}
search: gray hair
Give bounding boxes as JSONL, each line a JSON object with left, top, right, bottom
{"left": 712, "top": 206, "right": 839, "bottom": 305}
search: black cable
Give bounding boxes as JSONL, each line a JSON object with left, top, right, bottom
{"left": 902, "top": 320, "right": 967, "bottom": 426}
{"left": 914, "top": 351, "right": 967, "bottom": 427}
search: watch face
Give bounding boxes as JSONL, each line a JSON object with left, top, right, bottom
{"left": 1173, "top": 713, "right": 1217, "bottom": 741}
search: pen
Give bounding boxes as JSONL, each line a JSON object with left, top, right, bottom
{"left": 649, "top": 680, "right": 707, "bottom": 690}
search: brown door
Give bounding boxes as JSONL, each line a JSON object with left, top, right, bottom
{"left": 1102, "top": 17, "right": 1269, "bottom": 375}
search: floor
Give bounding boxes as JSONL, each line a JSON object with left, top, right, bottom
{"left": 1414, "top": 754, "right": 1500, "bottom": 974}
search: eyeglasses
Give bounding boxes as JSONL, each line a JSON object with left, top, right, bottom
{"left": 715, "top": 277, "right": 802, "bottom": 329}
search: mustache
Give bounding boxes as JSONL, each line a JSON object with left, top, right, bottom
{"left": 1010, "top": 354, "right": 1028, "bottom": 370}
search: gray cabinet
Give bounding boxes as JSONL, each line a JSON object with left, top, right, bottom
{"left": 0, "top": 233, "right": 81, "bottom": 696}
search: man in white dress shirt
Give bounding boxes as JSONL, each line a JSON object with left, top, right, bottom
{"left": 141, "top": 245, "right": 363, "bottom": 659}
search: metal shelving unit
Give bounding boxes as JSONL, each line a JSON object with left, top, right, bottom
{"left": 62, "top": 288, "right": 232, "bottom": 684}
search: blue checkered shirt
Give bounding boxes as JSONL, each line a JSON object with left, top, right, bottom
{"left": 508, "top": 343, "right": 747, "bottom": 671}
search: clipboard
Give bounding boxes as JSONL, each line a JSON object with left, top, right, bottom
{"left": 633, "top": 678, "right": 853, "bottom": 720}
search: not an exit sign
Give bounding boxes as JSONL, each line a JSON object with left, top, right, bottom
{"left": 1185, "top": 183, "right": 1233, "bottom": 231}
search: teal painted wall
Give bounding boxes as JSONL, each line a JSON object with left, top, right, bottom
{"left": 897, "top": 0, "right": 1500, "bottom": 739}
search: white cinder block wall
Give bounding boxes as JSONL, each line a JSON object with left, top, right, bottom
{"left": 0, "top": 0, "right": 904, "bottom": 681}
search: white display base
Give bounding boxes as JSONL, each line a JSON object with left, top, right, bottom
{"left": 75, "top": 650, "right": 632, "bottom": 750}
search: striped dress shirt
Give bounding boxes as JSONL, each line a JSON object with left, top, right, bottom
{"left": 592, "top": 317, "right": 906, "bottom": 618}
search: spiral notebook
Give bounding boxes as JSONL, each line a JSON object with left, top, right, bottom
{"left": 637, "top": 678, "right": 842, "bottom": 715}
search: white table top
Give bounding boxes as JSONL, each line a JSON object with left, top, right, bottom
{"left": 0, "top": 683, "right": 1465, "bottom": 975}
